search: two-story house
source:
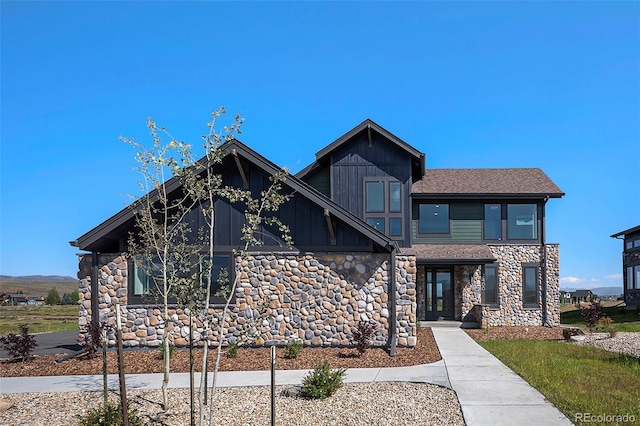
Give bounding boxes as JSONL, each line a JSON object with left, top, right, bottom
{"left": 611, "top": 225, "right": 640, "bottom": 308}
{"left": 71, "top": 119, "right": 564, "bottom": 349}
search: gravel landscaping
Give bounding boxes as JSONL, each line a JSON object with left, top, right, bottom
{"left": 0, "top": 382, "right": 465, "bottom": 426}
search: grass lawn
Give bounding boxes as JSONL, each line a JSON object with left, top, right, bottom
{"left": 561, "top": 303, "right": 640, "bottom": 332}
{"left": 0, "top": 305, "right": 78, "bottom": 335}
{"left": 480, "top": 340, "right": 640, "bottom": 426}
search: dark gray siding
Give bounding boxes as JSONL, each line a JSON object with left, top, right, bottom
{"left": 328, "top": 131, "right": 413, "bottom": 247}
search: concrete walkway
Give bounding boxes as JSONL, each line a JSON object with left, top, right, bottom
{"left": 431, "top": 328, "right": 572, "bottom": 426}
{"left": 0, "top": 328, "right": 573, "bottom": 425}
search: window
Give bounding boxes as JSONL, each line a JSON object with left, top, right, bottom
{"left": 364, "top": 179, "right": 403, "bottom": 238}
{"left": 507, "top": 204, "right": 538, "bottom": 239}
{"left": 484, "top": 204, "right": 502, "bottom": 240}
{"left": 389, "top": 182, "right": 401, "bottom": 212}
{"left": 389, "top": 218, "right": 402, "bottom": 236}
{"left": 129, "top": 254, "right": 233, "bottom": 305}
{"left": 366, "top": 218, "right": 385, "bottom": 233}
{"left": 365, "top": 181, "right": 384, "bottom": 212}
{"left": 522, "top": 265, "right": 539, "bottom": 307}
{"left": 628, "top": 265, "right": 640, "bottom": 290}
{"left": 626, "top": 237, "right": 640, "bottom": 250}
{"left": 419, "top": 204, "right": 449, "bottom": 234}
{"left": 483, "top": 265, "right": 499, "bottom": 306}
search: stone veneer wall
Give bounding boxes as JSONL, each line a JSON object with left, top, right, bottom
{"left": 478, "top": 244, "right": 560, "bottom": 327}
{"left": 77, "top": 252, "right": 418, "bottom": 348}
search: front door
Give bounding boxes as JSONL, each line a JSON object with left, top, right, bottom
{"left": 423, "top": 268, "right": 454, "bottom": 320}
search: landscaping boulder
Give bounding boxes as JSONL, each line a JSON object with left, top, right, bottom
{"left": 562, "top": 327, "right": 585, "bottom": 342}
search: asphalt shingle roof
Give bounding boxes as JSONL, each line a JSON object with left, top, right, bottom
{"left": 406, "top": 244, "right": 496, "bottom": 264}
{"left": 412, "top": 168, "right": 564, "bottom": 198}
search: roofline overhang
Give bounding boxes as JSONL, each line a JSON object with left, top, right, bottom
{"left": 410, "top": 193, "right": 564, "bottom": 200}
{"left": 611, "top": 224, "right": 640, "bottom": 238}
{"left": 74, "top": 139, "right": 396, "bottom": 253}
{"left": 414, "top": 258, "right": 496, "bottom": 265}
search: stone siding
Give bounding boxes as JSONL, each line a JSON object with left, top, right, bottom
{"left": 77, "top": 252, "right": 417, "bottom": 348}
{"left": 480, "top": 244, "right": 560, "bottom": 327}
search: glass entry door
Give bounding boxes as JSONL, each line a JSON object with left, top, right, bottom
{"left": 424, "top": 268, "right": 454, "bottom": 320}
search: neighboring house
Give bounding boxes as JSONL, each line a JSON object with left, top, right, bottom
{"left": 611, "top": 225, "right": 640, "bottom": 309}
{"left": 571, "top": 289, "right": 595, "bottom": 305}
{"left": 71, "top": 119, "right": 564, "bottom": 348}
{"left": 7, "top": 294, "right": 45, "bottom": 306}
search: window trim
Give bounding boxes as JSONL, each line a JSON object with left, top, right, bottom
{"left": 482, "top": 264, "right": 499, "bottom": 308}
{"left": 522, "top": 264, "right": 540, "bottom": 308}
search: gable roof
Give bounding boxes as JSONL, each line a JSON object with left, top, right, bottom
{"left": 71, "top": 139, "right": 395, "bottom": 253}
{"left": 412, "top": 168, "right": 564, "bottom": 198}
{"left": 296, "top": 119, "right": 425, "bottom": 181}
{"left": 611, "top": 224, "right": 640, "bottom": 238}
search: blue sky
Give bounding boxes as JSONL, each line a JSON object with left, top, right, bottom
{"left": 1, "top": 2, "right": 638, "bottom": 290}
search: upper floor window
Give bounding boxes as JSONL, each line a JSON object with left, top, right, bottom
{"left": 364, "top": 178, "right": 403, "bottom": 238}
{"left": 365, "top": 181, "right": 385, "bottom": 213}
{"left": 419, "top": 204, "right": 449, "bottom": 234}
{"left": 626, "top": 236, "right": 640, "bottom": 250}
{"left": 484, "top": 204, "right": 502, "bottom": 240}
{"left": 507, "top": 204, "right": 537, "bottom": 239}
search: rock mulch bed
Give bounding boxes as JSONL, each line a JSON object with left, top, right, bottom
{"left": 0, "top": 383, "right": 465, "bottom": 426}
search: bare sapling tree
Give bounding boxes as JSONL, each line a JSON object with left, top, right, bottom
{"left": 206, "top": 168, "right": 293, "bottom": 426}
{"left": 123, "top": 120, "right": 203, "bottom": 411}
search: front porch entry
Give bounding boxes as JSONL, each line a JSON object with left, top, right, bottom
{"left": 417, "top": 267, "right": 455, "bottom": 321}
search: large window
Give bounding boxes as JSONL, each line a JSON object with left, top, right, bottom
{"left": 130, "top": 254, "right": 232, "bottom": 304}
{"left": 483, "top": 265, "right": 499, "bottom": 306}
{"left": 364, "top": 179, "right": 403, "bottom": 238}
{"left": 522, "top": 265, "right": 539, "bottom": 308}
{"left": 627, "top": 265, "right": 640, "bottom": 290}
{"left": 365, "top": 181, "right": 384, "bottom": 213}
{"left": 419, "top": 204, "right": 449, "bottom": 234}
{"left": 484, "top": 204, "right": 502, "bottom": 240}
{"left": 507, "top": 204, "right": 538, "bottom": 239}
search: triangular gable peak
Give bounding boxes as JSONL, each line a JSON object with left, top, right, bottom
{"left": 71, "top": 139, "right": 394, "bottom": 254}
{"left": 296, "top": 119, "right": 425, "bottom": 183}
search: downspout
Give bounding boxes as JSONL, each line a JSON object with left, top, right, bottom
{"left": 541, "top": 197, "right": 550, "bottom": 327}
{"left": 91, "top": 252, "right": 100, "bottom": 325}
{"left": 388, "top": 245, "right": 397, "bottom": 356}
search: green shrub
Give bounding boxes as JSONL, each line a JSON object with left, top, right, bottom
{"left": 285, "top": 339, "right": 303, "bottom": 359}
{"left": 227, "top": 343, "right": 239, "bottom": 358}
{"left": 80, "top": 402, "right": 142, "bottom": 426}
{"left": 301, "top": 360, "right": 346, "bottom": 399}
{"left": 156, "top": 342, "right": 176, "bottom": 360}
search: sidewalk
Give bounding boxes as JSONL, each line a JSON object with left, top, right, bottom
{"left": 431, "top": 328, "right": 572, "bottom": 426}
{"left": 0, "top": 328, "right": 573, "bottom": 425}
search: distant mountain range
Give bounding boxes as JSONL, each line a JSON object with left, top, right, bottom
{"left": 0, "top": 275, "right": 77, "bottom": 283}
{"left": 561, "top": 286, "right": 623, "bottom": 296}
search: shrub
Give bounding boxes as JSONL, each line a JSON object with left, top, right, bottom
{"left": 581, "top": 300, "right": 602, "bottom": 332}
{"left": 301, "top": 360, "right": 346, "bottom": 399}
{"left": 285, "top": 339, "right": 303, "bottom": 359}
{"left": 227, "top": 343, "right": 239, "bottom": 358}
{"left": 351, "top": 320, "right": 377, "bottom": 356}
{"left": 83, "top": 320, "right": 112, "bottom": 358}
{"left": 0, "top": 324, "right": 37, "bottom": 361}
{"left": 156, "top": 342, "right": 176, "bottom": 360}
{"left": 597, "top": 316, "right": 617, "bottom": 338}
{"left": 80, "top": 402, "right": 143, "bottom": 426}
